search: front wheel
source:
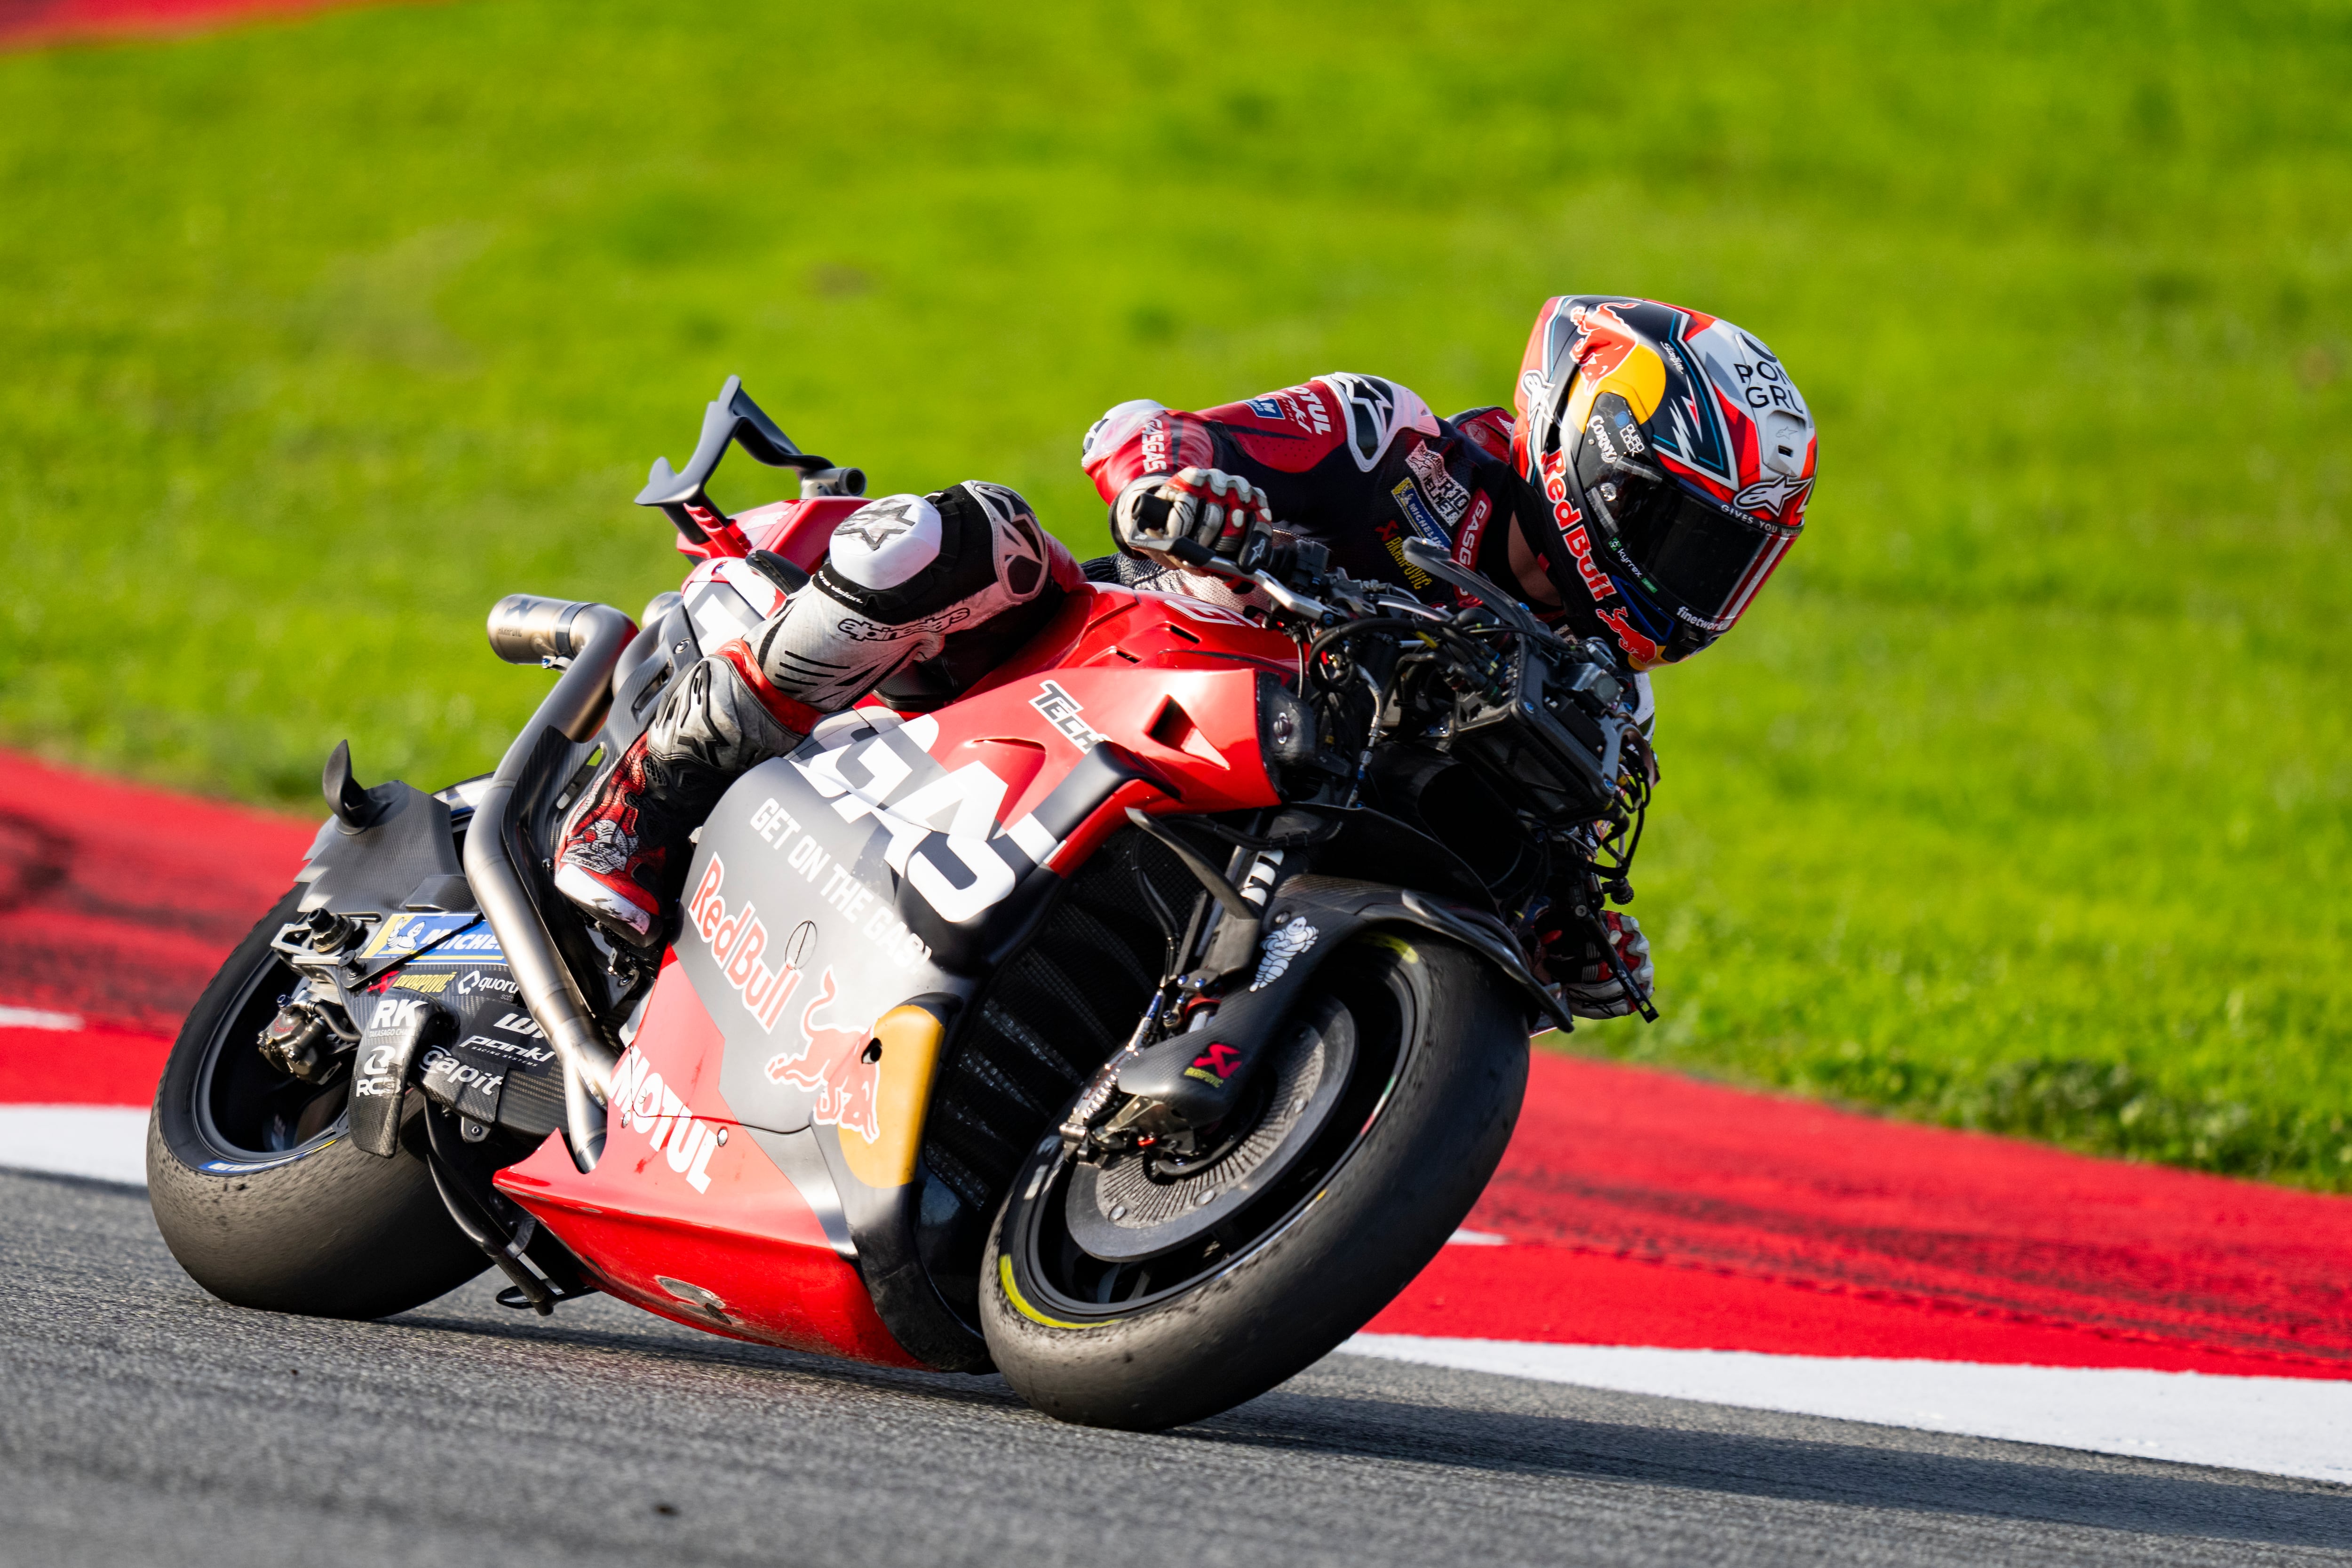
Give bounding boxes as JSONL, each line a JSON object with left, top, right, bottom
{"left": 979, "top": 932, "right": 1529, "bottom": 1430}
{"left": 147, "top": 886, "right": 489, "bottom": 1319}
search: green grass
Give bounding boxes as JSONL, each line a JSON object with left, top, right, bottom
{"left": 2, "top": 0, "right": 2346, "bottom": 1183}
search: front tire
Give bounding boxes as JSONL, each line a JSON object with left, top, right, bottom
{"left": 979, "top": 932, "right": 1529, "bottom": 1430}
{"left": 147, "top": 887, "right": 488, "bottom": 1318}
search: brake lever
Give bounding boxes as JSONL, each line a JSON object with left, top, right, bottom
{"left": 1163, "top": 537, "right": 1341, "bottom": 625}
{"left": 1398, "top": 538, "right": 1556, "bottom": 641}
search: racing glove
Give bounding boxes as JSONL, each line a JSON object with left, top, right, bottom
{"left": 1550, "top": 910, "right": 1655, "bottom": 1019}
{"left": 1112, "top": 467, "right": 1275, "bottom": 570}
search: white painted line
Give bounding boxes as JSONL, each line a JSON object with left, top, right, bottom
{"left": 0, "top": 1106, "right": 149, "bottom": 1186}
{"left": 1445, "top": 1228, "right": 1508, "bottom": 1246}
{"left": 1343, "top": 1334, "right": 2352, "bottom": 1485}
{"left": 0, "top": 1004, "right": 84, "bottom": 1030}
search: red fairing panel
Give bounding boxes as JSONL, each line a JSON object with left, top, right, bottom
{"left": 494, "top": 962, "right": 919, "bottom": 1367}
{"left": 934, "top": 585, "right": 1296, "bottom": 819}
{"left": 736, "top": 498, "right": 871, "bottom": 573}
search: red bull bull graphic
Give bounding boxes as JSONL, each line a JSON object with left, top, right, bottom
{"left": 762, "top": 969, "right": 882, "bottom": 1146}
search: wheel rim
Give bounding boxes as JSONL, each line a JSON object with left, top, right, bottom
{"left": 1001, "top": 939, "right": 1418, "bottom": 1323}
{"left": 186, "top": 947, "right": 352, "bottom": 1169}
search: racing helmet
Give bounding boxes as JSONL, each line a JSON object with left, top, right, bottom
{"left": 1510, "top": 296, "right": 1815, "bottom": 668}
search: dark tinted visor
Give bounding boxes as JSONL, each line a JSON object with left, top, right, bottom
{"left": 1576, "top": 449, "right": 1788, "bottom": 630}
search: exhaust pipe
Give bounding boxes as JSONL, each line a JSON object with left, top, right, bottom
{"left": 465, "top": 595, "right": 638, "bottom": 1170}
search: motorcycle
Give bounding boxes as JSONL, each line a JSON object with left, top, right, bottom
{"left": 146, "top": 378, "right": 1656, "bottom": 1430}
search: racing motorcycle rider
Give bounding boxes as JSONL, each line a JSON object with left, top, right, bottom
{"left": 554, "top": 295, "right": 1817, "bottom": 1019}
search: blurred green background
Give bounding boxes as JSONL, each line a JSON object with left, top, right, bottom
{"left": 2, "top": 1, "right": 2346, "bottom": 1182}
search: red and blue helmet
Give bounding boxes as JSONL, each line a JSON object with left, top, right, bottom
{"left": 1510, "top": 296, "right": 1815, "bottom": 667}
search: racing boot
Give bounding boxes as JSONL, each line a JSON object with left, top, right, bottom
{"left": 554, "top": 645, "right": 815, "bottom": 948}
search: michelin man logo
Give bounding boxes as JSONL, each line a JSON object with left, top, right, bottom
{"left": 1252, "top": 919, "right": 1319, "bottom": 991}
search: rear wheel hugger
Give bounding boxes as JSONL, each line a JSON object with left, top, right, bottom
{"left": 146, "top": 886, "right": 489, "bottom": 1319}
{"left": 977, "top": 933, "right": 1529, "bottom": 1431}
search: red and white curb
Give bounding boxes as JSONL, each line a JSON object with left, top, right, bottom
{"left": 1341, "top": 1335, "right": 2352, "bottom": 1486}
{"left": 0, "top": 1106, "right": 149, "bottom": 1186}
{"left": 5, "top": 748, "right": 2351, "bottom": 1486}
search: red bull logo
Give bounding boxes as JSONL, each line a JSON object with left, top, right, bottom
{"left": 764, "top": 969, "right": 882, "bottom": 1146}
{"left": 1561, "top": 523, "right": 1616, "bottom": 605}
{"left": 686, "top": 856, "right": 803, "bottom": 1032}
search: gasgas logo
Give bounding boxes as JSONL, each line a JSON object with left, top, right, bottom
{"left": 609, "top": 1047, "right": 728, "bottom": 1194}
{"left": 684, "top": 856, "right": 804, "bottom": 1032}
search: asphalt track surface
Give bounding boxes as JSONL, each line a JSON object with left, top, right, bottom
{"left": 8, "top": 1170, "right": 2350, "bottom": 1568}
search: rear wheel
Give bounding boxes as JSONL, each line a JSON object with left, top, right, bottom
{"left": 979, "top": 932, "right": 1529, "bottom": 1430}
{"left": 146, "top": 887, "right": 488, "bottom": 1318}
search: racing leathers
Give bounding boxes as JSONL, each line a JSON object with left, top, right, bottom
{"left": 554, "top": 374, "right": 1654, "bottom": 1016}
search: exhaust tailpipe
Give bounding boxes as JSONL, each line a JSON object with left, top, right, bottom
{"left": 464, "top": 597, "right": 638, "bottom": 1170}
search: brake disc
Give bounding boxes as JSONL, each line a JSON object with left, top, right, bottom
{"left": 1065, "top": 996, "right": 1357, "bottom": 1264}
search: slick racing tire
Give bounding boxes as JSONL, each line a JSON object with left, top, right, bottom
{"left": 148, "top": 886, "right": 488, "bottom": 1319}
{"left": 980, "top": 932, "right": 1529, "bottom": 1431}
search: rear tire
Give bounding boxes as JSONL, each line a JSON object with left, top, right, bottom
{"left": 146, "top": 887, "right": 488, "bottom": 1319}
{"left": 979, "top": 932, "right": 1528, "bottom": 1430}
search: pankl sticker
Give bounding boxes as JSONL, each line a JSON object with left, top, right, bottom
{"left": 685, "top": 856, "right": 804, "bottom": 1032}
{"left": 609, "top": 1046, "right": 728, "bottom": 1194}
{"left": 765, "top": 970, "right": 882, "bottom": 1145}
{"left": 459, "top": 1033, "right": 555, "bottom": 1065}
{"left": 493, "top": 1011, "right": 546, "bottom": 1040}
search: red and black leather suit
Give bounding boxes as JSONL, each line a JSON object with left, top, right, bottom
{"left": 1077, "top": 376, "right": 1523, "bottom": 614}
{"left": 553, "top": 374, "right": 1653, "bottom": 1013}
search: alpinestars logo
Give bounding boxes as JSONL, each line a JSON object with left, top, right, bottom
{"left": 835, "top": 495, "right": 926, "bottom": 552}
{"left": 1030, "top": 680, "right": 1105, "bottom": 754}
{"left": 1325, "top": 374, "right": 1399, "bottom": 470}
{"left": 1733, "top": 472, "right": 1812, "bottom": 518}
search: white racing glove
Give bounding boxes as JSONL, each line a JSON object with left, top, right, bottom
{"left": 1554, "top": 910, "right": 1655, "bottom": 1019}
{"left": 1112, "top": 467, "right": 1275, "bottom": 569}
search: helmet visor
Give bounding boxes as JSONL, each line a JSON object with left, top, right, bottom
{"left": 1583, "top": 467, "right": 1795, "bottom": 633}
